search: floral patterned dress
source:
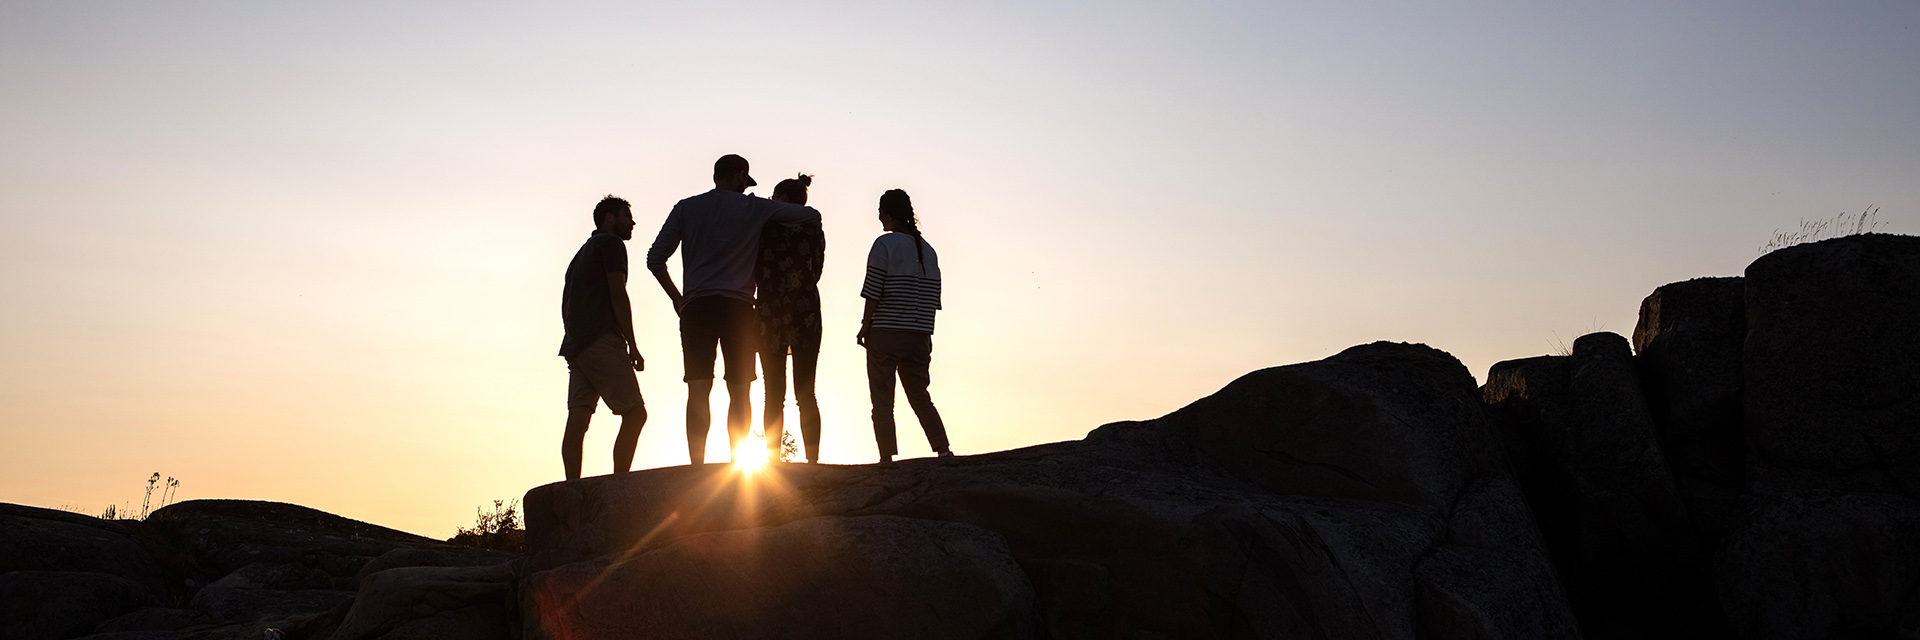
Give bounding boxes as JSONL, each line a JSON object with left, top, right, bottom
{"left": 755, "top": 221, "right": 825, "bottom": 352}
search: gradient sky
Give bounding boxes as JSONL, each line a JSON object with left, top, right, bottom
{"left": 3, "top": 1, "right": 1916, "bottom": 537}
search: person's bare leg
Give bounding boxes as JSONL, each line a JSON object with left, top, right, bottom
{"left": 686, "top": 379, "right": 713, "bottom": 464}
{"left": 725, "top": 380, "right": 753, "bottom": 456}
{"left": 612, "top": 407, "right": 646, "bottom": 473}
{"left": 562, "top": 408, "right": 593, "bottom": 481}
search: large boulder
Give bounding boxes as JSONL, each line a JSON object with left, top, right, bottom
{"left": 186, "top": 562, "right": 352, "bottom": 622}
{"left": 1155, "top": 341, "right": 1495, "bottom": 509}
{"left": 1715, "top": 491, "right": 1920, "bottom": 639}
{"left": 352, "top": 545, "right": 515, "bottom": 589}
{"left": 0, "top": 571, "right": 155, "bottom": 640}
{"left": 1632, "top": 276, "right": 1747, "bottom": 538}
{"left": 0, "top": 504, "right": 171, "bottom": 597}
{"left": 1744, "top": 233, "right": 1920, "bottom": 495}
{"left": 330, "top": 564, "right": 515, "bottom": 640}
{"left": 524, "top": 516, "right": 1034, "bottom": 640}
{"left": 147, "top": 500, "right": 494, "bottom": 592}
{"left": 89, "top": 608, "right": 213, "bottom": 635}
{"left": 1483, "top": 332, "right": 1717, "bottom": 636}
{"left": 525, "top": 342, "right": 1577, "bottom": 639}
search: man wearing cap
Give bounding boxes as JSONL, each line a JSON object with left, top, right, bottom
{"left": 647, "top": 154, "right": 822, "bottom": 464}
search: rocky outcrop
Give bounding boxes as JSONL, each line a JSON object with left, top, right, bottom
{"left": 1483, "top": 332, "right": 1718, "bottom": 637}
{"left": 523, "top": 341, "right": 1577, "bottom": 639}
{"left": 0, "top": 504, "right": 171, "bottom": 597}
{"left": 1743, "top": 233, "right": 1920, "bottom": 495}
{"left": 1633, "top": 276, "right": 1747, "bottom": 538}
{"left": 0, "top": 499, "right": 515, "bottom": 640}
{"left": 0, "top": 571, "right": 156, "bottom": 640}
{"left": 1715, "top": 491, "right": 1920, "bottom": 640}
{"left": 525, "top": 516, "right": 1034, "bottom": 640}
{"left": 9, "top": 232, "right": 1917, "bottom": 640}
{"left": 186, "top": 562, "right": 352, "bottom": 622}
{"left": 330, "top": 564, "right": 516, "bottom": 640}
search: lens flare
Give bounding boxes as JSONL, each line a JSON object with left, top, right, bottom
{"left": 734, "top": 433, "right": 770, "bottom": 473}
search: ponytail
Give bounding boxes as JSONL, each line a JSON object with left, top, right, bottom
{"left": 879, "top": 189, "right": 926, "bottom": 273}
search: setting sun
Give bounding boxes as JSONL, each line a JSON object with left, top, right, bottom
{"left": 734, "top": 434, "right": 770, "bottom": 473}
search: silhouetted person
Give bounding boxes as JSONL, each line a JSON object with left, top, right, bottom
{"left": 647, "top": 155, "right": 822, "bottom": 464}
{"left": 558, "top": 196, "right": 647, "bottom": 481}
{"left": 756, "top": 174, "right": 826, "bottom": 463}
{"left": 858, "top": 189, "right": 952, "bottom": 465}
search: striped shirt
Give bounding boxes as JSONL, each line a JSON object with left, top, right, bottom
{"left": 860, "top": 232, "right": 941, "bottom": 334}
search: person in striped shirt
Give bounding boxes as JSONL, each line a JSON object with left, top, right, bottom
{"left": 857, "top": 189, "right": 953, "bottom": 464}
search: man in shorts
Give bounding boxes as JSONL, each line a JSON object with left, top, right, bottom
{"left": 647, "top": 154, "right": 821, "bottom": 464}
{"left": 558, "top": 195, "right": 647, "bottom": 480}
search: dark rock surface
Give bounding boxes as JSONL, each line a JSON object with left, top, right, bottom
{"left": 1744, "top": 233, "right": 1920, "bottom": 495}
{"left": 14, "top": 232, "right": 1920, "bottom": 640}
{"left": 0, "top": 504, "right": 171, "bottom": 597}
{"left": 89, "top": 608, "right": 212, "bottom": 634}
{"left": 1633, "top": 276, "right": 1747, "bottom": 538}
{"left": 525, "top": 341, "right": 1578, "bottom": 639}
{"left": 1715, "top": 491, "right": 1920, "bottom": 640}
{"left": 187, "top": 562, "right": 352, "bottom": 622}
{"left": 146, "top": 500, "right": 443, "bottom": 589}
{"left": 331, "top": 564, "right": 515, "bottom": 640}
{"left": 0, "top": 571, "right": 155, "bottom": 640}
{"left": 1483, "top": 332, "right": 1719, "bottom": 637}
{"left": 525, "top": 516, "right": 1034, "bottom": 640}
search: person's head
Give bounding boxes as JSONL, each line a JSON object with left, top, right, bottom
{"left": 771, "top": 173, "right": 813, "bottom": 205}
{"left": 713, "top": 154, "right": 757, "bottom": 193}
{"left": 878, "top": 189, "right": 917, "bottom": 234}
{"left": 593, "top": 195, "right": 635, "bottom": 240}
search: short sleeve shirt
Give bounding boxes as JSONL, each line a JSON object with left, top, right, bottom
{"left": 559, "top": 231, "right": 628, "bottom": 357}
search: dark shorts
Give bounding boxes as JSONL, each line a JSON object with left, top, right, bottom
{"left": 680, "top": 295, "right": 758, "bottom": 384}
{"left": 565, "top": 332, "right": 644, "bottom": 414}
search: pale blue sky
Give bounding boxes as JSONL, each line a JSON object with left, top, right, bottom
{"left": 3, "top": 1, "right": 1915, "bottom": 535}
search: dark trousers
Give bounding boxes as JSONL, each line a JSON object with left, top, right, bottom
{"left": 865, "top": 328, "right": 949, "bottom": 456}
{"left": 679, "top": 296, "right": 758, "bottom": 463}
{"left": 760, "top": 325, "right": 823, "bottom": 462}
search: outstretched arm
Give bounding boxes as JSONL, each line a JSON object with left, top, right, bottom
{"left": 607, "top": 271, "right": 643, "bottom": 371}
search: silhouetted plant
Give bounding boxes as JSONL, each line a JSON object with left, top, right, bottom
{"left": 448, "top": 499, "right": 525, "bottom": 552}
{"left": 780, "top": 431, "right": 801, "bottom": 463}
{"left": 1760, "top": 205, "right": 1886, "bottom": 254}
{"left": 99, "top": 504, "right": 118, "bottom": 520}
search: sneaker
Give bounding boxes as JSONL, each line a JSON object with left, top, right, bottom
{"left": 937, "top": 450, "right": 956, "bottom": 459}
{"left": 878, "top": 453, "right": 895, "bottom": 467}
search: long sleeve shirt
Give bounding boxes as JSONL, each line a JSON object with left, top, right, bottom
{"left": 646, "top": 190, "right": 822, "bottom": 303}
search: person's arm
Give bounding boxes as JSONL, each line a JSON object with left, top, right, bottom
{"left": 857, "top": 298, "right": 877, "bottom": 347}
{"left": 757, "top": 198, "right": 821, "bottom": 225}
{"left": 857, "top": 237, "right": 887, "bottom": 346}
{"left": 645, "top": 209, "right": 687, "bottom": 314}
{"left": 607, "top": 271, "right": 643, "bottom": 371}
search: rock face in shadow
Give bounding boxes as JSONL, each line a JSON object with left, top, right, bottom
{"left": 524, "top": 341, "right": 1577, "bottom": 640}
{"left": 330, "top": 564, "right": 517, "bottom": 640}
{"left": 0, "top": 571, "right": 155, "bottom": 640}
{"left": 525, "top": 516, "right": 1035, "bottom": 640}
{"left": 1715, "top": 491, "right": 1920, "bottom": 640}
{"left": 1483, "top": 332, "right": 1719, "bottom": 637}
{"left": 0, "top": 498, "right": 517, "bottom": 640}
{"left": 1743, "top": 233, "right": 1920, "bottom": 495}
{"left": 0, "top": 504, "right": 171, "bottom": 598}
{"left": 1633, "top": 276, "right": 1747, "bottom": 538}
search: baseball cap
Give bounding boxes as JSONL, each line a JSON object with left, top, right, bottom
{"left": 714, "top": 154, "right": 757, "bottom": 187}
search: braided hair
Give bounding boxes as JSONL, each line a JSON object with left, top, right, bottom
{"left": 878, "top": 189, "right": 926, "bottom": 273}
